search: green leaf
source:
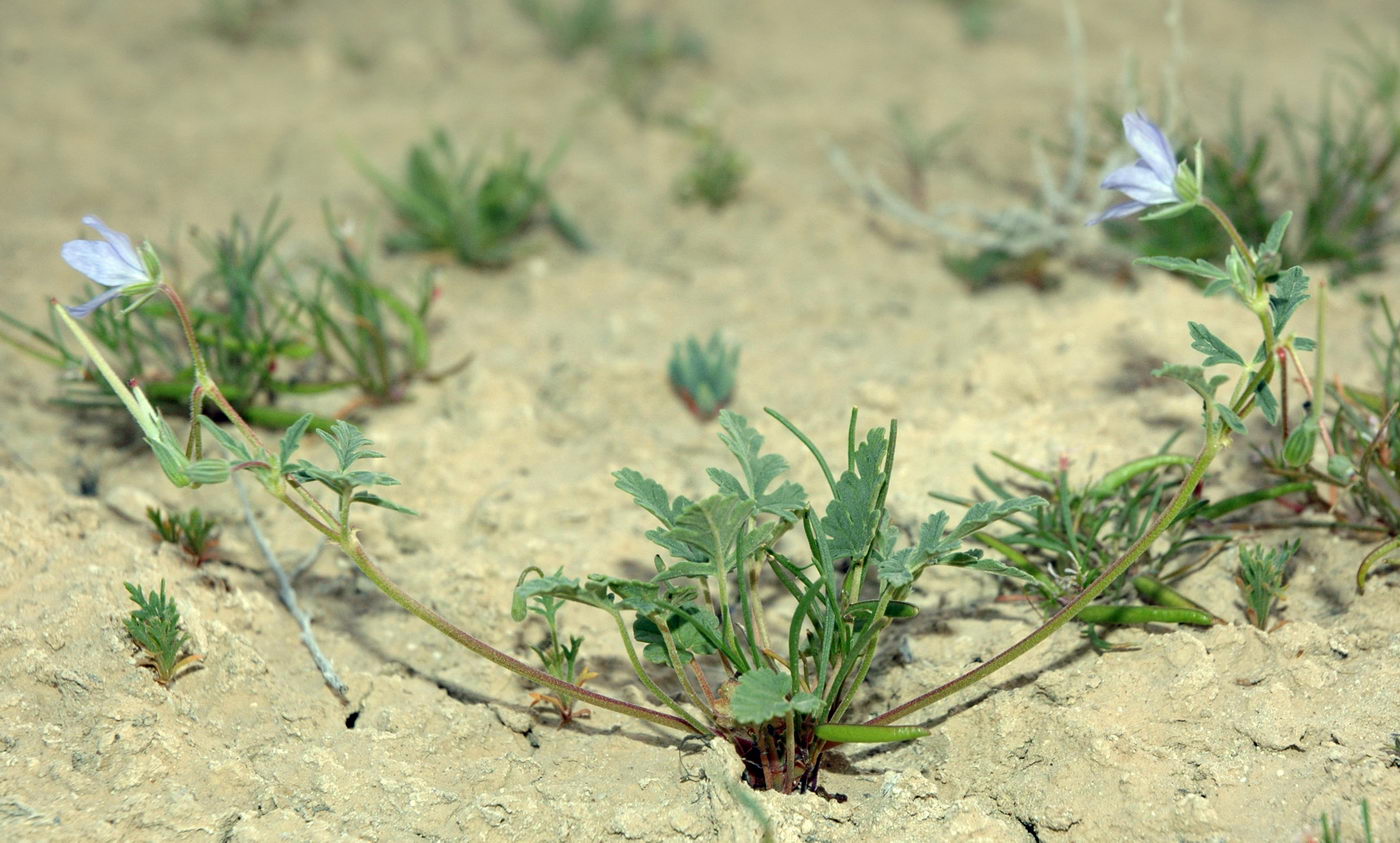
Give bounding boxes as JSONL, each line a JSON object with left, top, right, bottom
{"left": 877, "top": 547, "right": 916, "bottom": 588}
{"left": 1255, "top": 381, "right": 1279, "bottom": 426}
{"left": 1188, "top": 322, "right": 1244, "bottom": 367}
{"left": 317, "top": 420, "right": 383, "bottom": 472}
{"left": 198, "top": 416, "right": 256, "bottom": 464}
{"left": 663, "top": 495, "right": 755, "bottom": 570}
{"left": 940, "top": 551, "right": 1044, "bottom": 584}
{"left": 1135, "top": 256, "right": 1230, "bottom": 281}
{"left": 1262, "top": 211, "right": 1292, "bottom": 255}
{"left": 614, "top": 468, "right": 685, "bottom": 528}
{"left": 1215, "top": 403, "right": 1247, "bottom": 434}
{"left": 949, "top": 496, "right": 1046, "bottom": 542}
{"left": 632, "top": 603, "right": 721, "bottom": 665}
{"left": 350, "top": 492, "right": 419, "bottom": 515}
{"left": 1293, "top": 337, "right": 1317, "bottom": 351}
{"left": 1269, "top": 267, "right": 1310, "bottom": 334}
{"left": 513, "top": 572, "right": 614, "bottom": 614}
{"left": 821, "top": 427, "right": 889, "bottom": 560}
{"left": 1153, "top": 364, "right": 1228, "bottom": 402}
{"left": 729, "top": 668, "right": 817, "bottom": 724}
{"left": 279, "top": 414, "right": 314, "bottom": 470}
{"left": 714, "top": 411, "right": 807, "bottom": 520}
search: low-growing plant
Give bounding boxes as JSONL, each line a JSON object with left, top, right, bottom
{"left": 1252, "top": 292, "right": 1400, "bottom": 592}
{"left": 355, "top": 130, "right": 589, "bottom": 267}
{"left": 1317, "top": 798, "right": 1375, "bottom": 843}
{"left": 668, "top": 332, "right": 739, "bottom": 421}
{"left": 1236, "top": 539, "right": 1298, "bottom": 630}
{"left": 147, "top": 506, "right": 223, "bottom": 567}
{"left": 295, "top": 206, "right": 471, "bottom": 415}
{"left": 887, "top": 104, "right": 963, "bottom": 211}
{"left": 52, "top": 109, "right": 1313, "bottom": 792}
{"left": 515, "top": 568, "right": 597, "bottom": 724}
{"left": 123, "top": 580, "right": 202, "bottom": 686}
{"left": 674, "top": 129, "right": 747, "bottom": 210}
{"left": 0, "top": 203, "right": 466, "bottom": 429}
{"left": 933, "top": 443, "right": 1309, "bottom": 647}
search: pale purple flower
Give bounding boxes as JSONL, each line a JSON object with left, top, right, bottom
{"left": 1087, "top": 111, "right": 1183, "bottom": 225}
{"left": 61, "top": 216, "right": 154, "bottom": 317}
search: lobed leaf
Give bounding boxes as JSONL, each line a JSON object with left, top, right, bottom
{"left": 730, "top": 667, "right": 820, "bottom": 724}
{"left": 1188, "top": 322, "right": 1244, "bottom": 367}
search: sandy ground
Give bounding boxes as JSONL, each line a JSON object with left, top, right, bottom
{"left": 3, "top": 1, "right": 1400, "bottom": 840}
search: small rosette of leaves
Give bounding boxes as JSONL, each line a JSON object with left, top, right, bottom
{"left": 668, "top": 332, "right": 739, "bottom": 420}
{"left": 1236, "top": 540, "right": 1298, "bottom": 630}
{"left": 123, "top": 580, "right": 201, "bottom": 686}
{"left": 675, "top": 129, "right": 747, "bottom": 210}
{"left": 147, "top": 506, "right": 222, "bottom": 566}
{"left": 355, "top": 130, "right": 588, "bottom": 267}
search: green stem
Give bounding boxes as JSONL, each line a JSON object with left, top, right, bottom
{"left": 337, "top": 532, "right": 699, "bottom": 733}
{"left": 866, "top": 432, "right": 1224, "bottom": 727}
{"left": 1201, "top": 197, "right": 1255, "bottom": 274}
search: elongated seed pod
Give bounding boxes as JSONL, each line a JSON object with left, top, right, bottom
{"left": 815, "top": 723, "right": 929, "bottom": 744}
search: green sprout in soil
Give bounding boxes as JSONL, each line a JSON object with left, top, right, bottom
{"left": 1236, "top": 539, "right": 1298, "bottom": 630}
{"left": 669, "top": 332, "right": 738, "bottom": 421}
{"left": 147, "top": 506, "right": 222, "bottom": 567}
{"left": 355, "top": 130, "right": 588, "bottom": 267}
{"left": 295, "top": 205, "right": 472, "bottom": 416}
{"left": 55, "top": 110, "right": 1314, "bottom": 793}
{"left": 674, "top": 128, "right": 747, "bottom": 210}
{"left": 124, "top": 580, "right": 202, "bottom": 686}
{"left": 514, "top": 568, "right": 598, "bottom": 725}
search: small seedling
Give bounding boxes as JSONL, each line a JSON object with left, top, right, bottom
{"left": 674, "top": 129, "right": 747, "bottom": 210}
{"left": 295, "top": 206, "right": 472, "bottom": 414}
{"left": 1236, "top": 539, "right": 1299, "bottom": 630}
{"left": 938, "top": 0, "right": 997, "bottom": 42}
{"left": 668, "top": 333, "right": 738, "bottom": 421}
{"left": 516, "top": 568, "right": 597, "bottom": 724}
{"left": 147, "top": 506, "right": 222, "bottom": 566}
{"left": 123, "top": 580, "right": 202, "bottom": 686}
{"left": 356, "top": 130, "right": 588, "bottom": 267}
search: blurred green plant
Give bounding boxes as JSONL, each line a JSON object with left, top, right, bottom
{"left": 675, "top": 129, "right": 748, "bottom": 210}
{"left": 1318, "top": 798, "right": 1374, "bottom": 843}
{"left": 147, "top": 506, "right": 223, "bottom": 567}
{"left": 124, "top": 580, "right": 202, "bottom": 686}
{"left": 668, "top": 332, "right": 739, "bottom": 421}
{"left": 356, "top": 130, "right": 588, "bottom": 267}
{"left": 511, "top": 0, "right": 615, "bottom": 58}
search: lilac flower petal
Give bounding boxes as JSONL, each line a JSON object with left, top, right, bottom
{"left": 82, "top": 215, "right": 142, "bottom": 272}
{"left": 1085, "top": 200, "right": 1148, "bottom": 226}
{"left": 1100, "top": 162, "right": 1179, "bottom": 205}
{"left": 1122, "top": 110, "right": 1177, "bottom": 183}
{"left": 64, "top": 286, "right": 126, "bottom": 318}
{"left": 61, "top": 239, "right": 149, "bottom": 287}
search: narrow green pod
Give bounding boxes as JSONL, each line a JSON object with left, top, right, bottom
{"left": 1131, "top": 575, "right": 1217, "bottom": 619}
{"left": 1192, "top": 481, "right": 1313, "bottom": 522}
{"left": 1357, "top": 535, "right": 1400, "bottom": 594}
{"left": 815, "top": 723, "right": 929, "bottom": 744}
{"left": 1089, "top": 454, "right": 1192, "bottom": 499}
{"left": 1076, "top": 604, "right": 1215, "bottom": 626}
